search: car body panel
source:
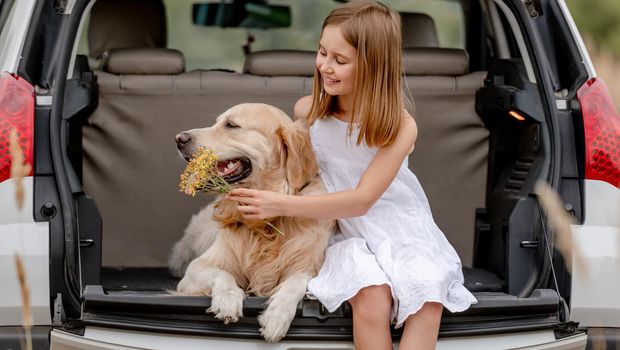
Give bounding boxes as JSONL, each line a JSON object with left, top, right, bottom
{"left": 570, "top": 180, "right": 620, "bottom": 328}
{"left": 0, "top": 177, "right": 51, "bottom": 326}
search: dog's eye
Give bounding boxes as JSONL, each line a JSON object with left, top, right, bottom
{"left": 225, "top": 121, "right": 240, "bottom": 129}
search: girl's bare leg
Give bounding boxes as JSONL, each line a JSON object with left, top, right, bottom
{"left": 348, "top": 284, "right": 393, "bottom": 350}
{"left": 398, "top": 302, "right": 443, "bottom": 350}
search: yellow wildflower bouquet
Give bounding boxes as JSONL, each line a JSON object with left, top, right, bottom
{"left": 179, "top": 148, "right": 284, "bottom": 235}
{"left": 179, "top": 148, "right": 231, "bottom": 196}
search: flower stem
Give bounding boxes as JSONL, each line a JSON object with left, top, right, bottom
{"left": 265, "top": 221, "right": 285, "bottom": 236}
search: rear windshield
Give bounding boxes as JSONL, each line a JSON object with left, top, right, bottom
{"left": 77, "top": 0, "right": 465, "bottom": 72}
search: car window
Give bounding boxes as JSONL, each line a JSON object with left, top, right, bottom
{"left": 167, "top": 0, "right": 465, "bottom": 71}
{"left": 77, "top": 0, "right": 465, "bottom": 72}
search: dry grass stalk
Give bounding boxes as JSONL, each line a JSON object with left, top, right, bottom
{"left": 9, "top": 128, "right": 32, "bottom": 210}
{"left": 14, "top": 253, "right": 33, "bottom": 350}
{"left": 10, "top": 128, "right": 33, "bottom": 349}
{"left": 535, "top": 181, "right": 587, "bottom": 275}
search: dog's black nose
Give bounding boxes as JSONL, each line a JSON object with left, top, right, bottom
{"left": 176, "top": 132, "right": 192, "bottom": 145}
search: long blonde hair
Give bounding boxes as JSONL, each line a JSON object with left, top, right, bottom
{"left": 306, "top": 0, "right": 404, "bottom": 147}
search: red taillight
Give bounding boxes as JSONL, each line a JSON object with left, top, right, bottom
{"left": 577, "top": 77, "right": 620, "bottom": 187}
{"left": 0, "top": 72, "right": 35, "bottom": 182}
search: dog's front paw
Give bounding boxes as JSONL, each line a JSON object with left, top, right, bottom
{"left": 208, "top": 288, "right": 245, "bottom": 324}
{"left": 258, "top": 298, "right": 297, "bottom": 342}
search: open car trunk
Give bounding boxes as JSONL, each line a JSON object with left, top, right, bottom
{"left": 59, "top": 47, "right": 572, "bottom": 339}
{"left": 62, "top": 48, "right": 569, "bottom": 338}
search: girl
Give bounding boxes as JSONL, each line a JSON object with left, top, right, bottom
{"left": 227, "top": 1, "right": 476, "bottom": 349}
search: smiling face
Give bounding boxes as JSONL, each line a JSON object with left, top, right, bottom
{"left": 316, "top": 24, "right": 358, "bottom": 105}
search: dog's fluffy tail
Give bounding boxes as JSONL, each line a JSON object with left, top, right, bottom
{"left": 169, "top": 239, "right": 196, "bottom": 278}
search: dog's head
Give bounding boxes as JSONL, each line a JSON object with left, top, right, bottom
{"left": 176, "top": 103, "right": 317, "bottom": 194}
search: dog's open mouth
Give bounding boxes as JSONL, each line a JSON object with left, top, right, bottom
{"left": 215, "top": 157, "right": 252, "bottom": 183}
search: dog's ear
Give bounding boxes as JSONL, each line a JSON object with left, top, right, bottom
{"left": 276, "top": 121, "right": 318, "bottom": 194}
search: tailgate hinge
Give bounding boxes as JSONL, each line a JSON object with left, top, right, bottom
{"left": 554, "top": 321, "right": 581, "bottom": 339}
{"left": 52, "top": 293, "right": 66, "bottom": 326}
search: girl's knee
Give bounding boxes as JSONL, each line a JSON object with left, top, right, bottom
{"left": 350, "top": 284, "right": 391, "bottom": 304}
{"left": 349, "top": 284, "right": 392, "bottom": 319}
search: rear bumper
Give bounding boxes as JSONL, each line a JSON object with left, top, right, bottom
{"left": 50, "top": 327, "right": 587, "bottom": 350}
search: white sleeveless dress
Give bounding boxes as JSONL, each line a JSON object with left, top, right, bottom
{"left": 306, "top": 116, "right": 477, "bottom": 328}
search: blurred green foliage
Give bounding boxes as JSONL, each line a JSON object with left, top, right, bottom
{"left": 566, "top": 0, "right": 620, "bottom": 56}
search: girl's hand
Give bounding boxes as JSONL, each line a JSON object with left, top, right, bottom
{"left": 227, "top": 188, "right": 289, "bottom": 220}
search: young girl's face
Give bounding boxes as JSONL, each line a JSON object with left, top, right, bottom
{"left": 316, "top": 24, "right": 358, "bottom": 100}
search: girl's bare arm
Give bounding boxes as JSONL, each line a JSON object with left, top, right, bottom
{"left": 228, "top": 114, "right": 417, "bottom": 220}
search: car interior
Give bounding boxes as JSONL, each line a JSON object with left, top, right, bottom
{"left": 66, "top": 0, "right": 563, "bottom": 327}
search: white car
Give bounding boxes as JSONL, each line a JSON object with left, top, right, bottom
{"left": 1, "top": 0, "right": 618, "bottom": 348}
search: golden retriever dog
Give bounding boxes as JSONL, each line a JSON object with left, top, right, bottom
{"left": 169, "top": 103, "right": 333, "bottom": 342}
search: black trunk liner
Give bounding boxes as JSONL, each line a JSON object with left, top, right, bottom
{"left": 102, "top": 267, "right": 179, "bottom": 291}
{"left": 101, "top": 266, "right": 504, "bottom": 292}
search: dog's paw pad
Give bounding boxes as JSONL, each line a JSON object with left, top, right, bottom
{"left": 207, "top": 307, "right": 239, "bottom": 324}
{"left": 212, "top": 312, "right": 238, "bottom": 324}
